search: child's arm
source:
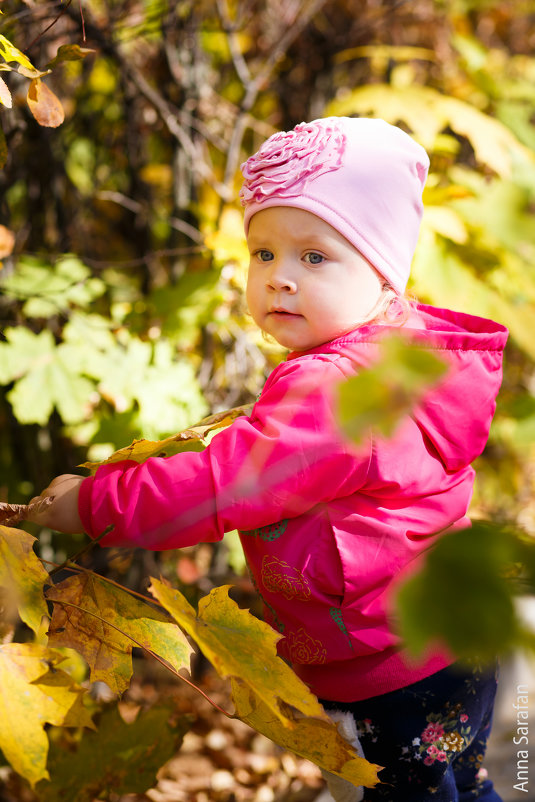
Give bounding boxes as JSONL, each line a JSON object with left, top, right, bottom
{"left": 27, "top": 474, "right": 84, "bottom": 534}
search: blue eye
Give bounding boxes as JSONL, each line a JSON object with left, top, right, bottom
{"left": 304, "top": 252, "right": 324, "bottom": 265}
{"left": 257, "top": 249, "right": 274, "bottom": 262}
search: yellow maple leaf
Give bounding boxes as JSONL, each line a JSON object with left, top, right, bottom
{"left": 0, "top": 643, "right": 94, "bottom": 787}
{"left": 231, "top": 678, "right": 381, "bottom": 789}
{"left": 80, "top": 403, "right": 253, "bottom": 472}
{"left": 149, "top": 580, "right": 327, "bottom": 727}
{"left": 0, "top": 525, "right": 49, "bottom": 634}
{"left": 46, "top": 572, "right": 193, "bottom": 695}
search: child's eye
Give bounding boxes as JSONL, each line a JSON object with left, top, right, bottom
{"left": 257, "top": 249, "right": 274, "bottom": 262}
{"left": 304, "top": 252, "right": 325, "bottom": 265}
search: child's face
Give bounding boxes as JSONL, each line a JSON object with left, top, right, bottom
{"left": 246, "top": 207, "right": 383, "bottom": 351}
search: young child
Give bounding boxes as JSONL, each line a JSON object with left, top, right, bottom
{"left": 29, "top": 117, "right": 508, "bottom": 801}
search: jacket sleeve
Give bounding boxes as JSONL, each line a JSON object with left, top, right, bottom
{"left": 78, "top": 356, "right": 371, "bottom": 550}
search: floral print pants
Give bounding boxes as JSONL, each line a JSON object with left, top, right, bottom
{"left": 321, "top": 661, "right": 502, "bottom": 801}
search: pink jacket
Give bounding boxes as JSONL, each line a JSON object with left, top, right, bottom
{"left": 78, "top": 304, "right": 508, "bottom": 702}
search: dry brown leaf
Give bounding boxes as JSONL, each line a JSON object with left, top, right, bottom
{"left": 0, "top": 496, "right": 53, "bottom": 526}
{"left": 27, "top": 79, "right": 65, "bottom": 128}
{"left": 0, "top": 75, "right": 12, "bottom": 109}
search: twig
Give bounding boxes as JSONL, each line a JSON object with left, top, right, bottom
{"left": 25, "top": 0, "right": 74, "bottom": 52}
{"left": 47, "top": 597, "right": 234, "bottom": 718}
{"left": 221, "top": 0, "right": 330, "bottom": 186}
{"left": 48, "top": 524, "right": 114, "bottom": 577}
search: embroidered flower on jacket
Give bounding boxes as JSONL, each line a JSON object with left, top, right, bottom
{"left": 285, "top": 627, "right": 327, "bottom": 664}
{"left": 261, "top": 555, "right": 311, "bottom": 601}
{"left": 240, "top": 119, "right": 346, "bottom": 205}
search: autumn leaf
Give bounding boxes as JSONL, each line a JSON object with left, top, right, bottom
{"left": 149, "top": 580, "right": 327, "bottom": 727}
{"left": 27, "top": 78, "right": 65, "bottom": 128}
{"left": 0, "top": 495, "right": 53, "bottom": 526}
{"left": 0, "top": 224, "right": 15, "bottom": 257}
{"left": 0, "top": 525, "right": 50, "bottom": 634}
{"left": 231, "top": 678, "right": 381, "bottom": 789}
{"left": 0, "top": 34, "right": 36, "bottom": 71}
{"left": 81, "top": 403, "right": 253, "bottom": 472}
{"left": 0, "top": 643, "right": 94, "bottom": 787}
{"left": 45, "top": 44, "right": 96, "bottom": 71}
{"left": 46, "top": 572, "right": 193, "bottom": 695}
{"left": 36, "top": 705, "right": 190, "bottom": 802}
{"left": 0, "top": 74, "right": 12, "bottom": 108}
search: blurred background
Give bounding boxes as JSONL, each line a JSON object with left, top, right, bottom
{"left": 0, "top": 1, "right": 534, "bottom": 800}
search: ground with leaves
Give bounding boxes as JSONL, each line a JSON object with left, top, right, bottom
{"left": 0, "top": 663, "right": 325, "bottom": 802}
{"left": 0, "top": 657, "right": 527, "bottom": 802}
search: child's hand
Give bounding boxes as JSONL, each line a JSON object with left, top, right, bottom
{"left": 27, "top": 474, "right": 85, "bottom": 534}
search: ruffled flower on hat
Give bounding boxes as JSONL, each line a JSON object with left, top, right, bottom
{"left": 240, "top": 118, "right": 346, "bottom": 205}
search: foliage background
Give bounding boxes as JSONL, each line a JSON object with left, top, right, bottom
{"left": 0, "top": 0, "right": 534, "bottom": 800}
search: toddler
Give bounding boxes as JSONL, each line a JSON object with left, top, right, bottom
{"left": 30, "top": 117, "right": 508, "bottom": 801}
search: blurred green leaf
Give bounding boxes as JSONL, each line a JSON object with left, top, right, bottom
{"left": 36, "top": 705, "right": 190, "bottom": 802}
{"left": 396, "top": 521, "right": 535, "bottom": 661}
{"left": 0, "top": 328, "right": 95, "bottom": 425}
{"left": 1, "top": 255, "right": 106, "bottom": 317}
{"left": 336, "top": 336, "right": 448, "bottom": 444}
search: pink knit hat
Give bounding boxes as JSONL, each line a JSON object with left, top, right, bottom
{"left": 240, "top": 117, "right": 429, "bottom": 294}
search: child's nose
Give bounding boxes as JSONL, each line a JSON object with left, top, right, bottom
{"left": 266, "top": 262, "right": 297, "bottom": 293}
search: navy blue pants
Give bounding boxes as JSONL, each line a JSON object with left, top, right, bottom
{"left": 320, "top": 661, "right": 502, "bottom": 801}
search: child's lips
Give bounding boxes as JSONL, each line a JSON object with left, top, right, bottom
{"left": 268, "top": 308, "right": 302, "bottom": 318}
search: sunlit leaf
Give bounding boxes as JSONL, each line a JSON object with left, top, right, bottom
{"left": 0, "top": 643, "right": 94, "bottom": 786}
{"left": 46, "top": 572, "right": 193, "bottom": 695}
{"left": 1, "top": 254, "right": 106, "bottom": 317}
{"left": 0, "top": 74, "right": 12, "bottom": 108}
{"left": 27, "top": 78, "right": 65, "bottom": 128}
{"left": 0, "top": 328, "right": 95, "bottom": 425}
{"left": 149, "top": 580, "right": 327, "bottom": 727}
{"left": 0, "top": 34, "right": 36, "bottom": 71}
{"left": 0, "top": 224, "right": 15, "bottom": 256}
{"left": 81, "top": 403, "right": 253, "bottom": 471}
{"left": 326, "top": 84, "right": 533, "bottom": 177}
{"left": 231, "top": 678, "right": 381, "bottom": 789}
{"left": 412, "top": 228, "right": 535, "bottom": 359}
{"left": 0, "top": 525, "right": 49, "bottom": 634}
{"left": 36, "top": 705, "right": 190, "bottom": 802}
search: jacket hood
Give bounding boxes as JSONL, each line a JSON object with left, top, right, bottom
{"left": 293, "top": 304, "right": 509, "bottom": 472}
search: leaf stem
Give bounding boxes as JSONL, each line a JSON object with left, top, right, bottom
{"left": 47, "top": 598, "right": 234, "bottom": 719}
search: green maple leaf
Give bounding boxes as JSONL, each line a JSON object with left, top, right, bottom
{"left": 0, "top": 327, "right": 95, "bottom": 425}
